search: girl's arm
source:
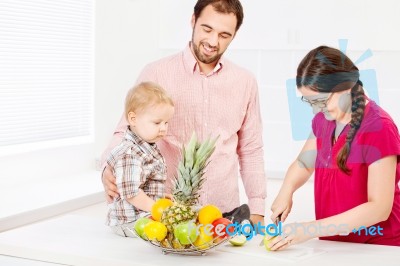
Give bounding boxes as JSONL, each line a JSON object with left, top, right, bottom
{"left": 271, "top": 132, "right": 317, "bottom": 222}
{"left": 309, "top": 155, "right": 396, "bottom": 236}
{"left": 268, "top": 155, "right": 397, "bottom": 251}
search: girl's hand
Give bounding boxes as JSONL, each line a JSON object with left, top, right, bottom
{"left": 266, "top": 222, "right": 314, "bottom": 251}
{"left": 270, "top": 190, "right": 293, "bottom": 223}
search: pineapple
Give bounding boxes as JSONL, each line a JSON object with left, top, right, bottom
{"left": 161, "top": 132, "right": 218, "bottom": 235}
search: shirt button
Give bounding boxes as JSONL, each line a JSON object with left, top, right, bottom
{"left": 204, "top": 123, "right": 208, "bottom": 127}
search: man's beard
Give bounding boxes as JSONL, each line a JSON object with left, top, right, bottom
{"left": 191, "top": 40, "right": 222, "bottom": 65}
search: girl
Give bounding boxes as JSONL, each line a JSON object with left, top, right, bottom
{"left": 268, "top": 46, "right": 400, "bottom": 250}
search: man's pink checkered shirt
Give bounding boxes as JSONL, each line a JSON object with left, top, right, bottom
{"left": 103, "top": 44, "right": 266, "bottom": 215}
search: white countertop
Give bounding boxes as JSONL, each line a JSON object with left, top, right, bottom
{"left": 0, "top": 213, "right": 399, "bottom": 266}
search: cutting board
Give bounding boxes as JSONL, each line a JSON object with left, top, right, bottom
{"left": 217, "top": 235, "right": 326, "bottom": 263}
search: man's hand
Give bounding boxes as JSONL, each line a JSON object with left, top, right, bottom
{"left": 102, "top": 164, "right": 119, "bottom": 203}
{"left": 250, "top": 214, "right": 265, "bottom": 225}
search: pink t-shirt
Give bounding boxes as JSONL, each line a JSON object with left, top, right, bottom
{"left": 313, "top": 100, "right": 400, "bottom": 246}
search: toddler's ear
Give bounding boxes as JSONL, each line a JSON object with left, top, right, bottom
{"left": 127, "top": 111, "right": 136, "bottom": 126}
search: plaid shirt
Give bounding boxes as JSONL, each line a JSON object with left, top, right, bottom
{"left": 106, "top": 127, "right": 166, "bottom": 226}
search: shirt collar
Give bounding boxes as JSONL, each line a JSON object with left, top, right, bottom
{"left": 183, "top": 42, "right": 224, "bottom": 76}
{"left": 125, "top": 127, "right": 162, "bottom": 159}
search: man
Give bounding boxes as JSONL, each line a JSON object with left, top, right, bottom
{"left": 102, "top": 0, "right": 266, "bottom": 225}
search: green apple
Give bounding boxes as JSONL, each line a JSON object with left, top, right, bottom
{"left": 264, "top": 235, "right": 277, "bottom": 251}
{"left": 229, "top": 235, "right": 247, "bottom": 246}
{"left": 134, "top": 217, "right": 152, "bottom": 238}
{"left": 174, "top": 221, "right": 198, "bottom": 245}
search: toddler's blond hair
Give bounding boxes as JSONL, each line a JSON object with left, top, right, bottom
{"left": 125, "top": 82, "right": 174, "bottom": 119}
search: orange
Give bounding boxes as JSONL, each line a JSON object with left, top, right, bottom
{"left": 198, "top": 204, "right": 222, "bottom": 225}
{"left": 144, "top": 221, "right": 167, "bottom": 241}
{"left": 151, "top": 198, "right": 173, "bottom": 221}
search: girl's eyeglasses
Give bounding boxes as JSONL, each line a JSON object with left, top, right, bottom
{"left": 301, "top": 93, "right": 333, "bottom": 108}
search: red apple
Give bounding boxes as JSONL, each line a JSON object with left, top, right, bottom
{"left": 212, "top": 218, "right": 234, "bottom": 238}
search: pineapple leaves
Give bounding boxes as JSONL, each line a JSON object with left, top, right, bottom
{"left": 172, "top": 132, "right": 219, "bottom": 205}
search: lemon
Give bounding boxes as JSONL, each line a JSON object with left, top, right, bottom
{"left": 229, "top": 235, "right": 247, "bottom": 246}
{"left": 264, "top": 235, "right": 277, "bottom": 251}
{"left": 193, "top": 226, "right": 214, "bottom": 250}
{"left": 143, "top": 221, "right": 167, "bottom": 241}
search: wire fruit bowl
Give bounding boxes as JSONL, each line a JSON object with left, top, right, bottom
{"left": 129, "top": 225, "right": 234, "bottom": 256}
{"left": 129, "top": 204, "right": 252, "bottom": 255}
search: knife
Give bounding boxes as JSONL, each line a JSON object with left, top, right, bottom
{"left": 259, "top": 214, "right": 281, "bottom": 246}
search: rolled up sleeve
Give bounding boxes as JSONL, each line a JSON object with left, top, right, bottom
{"left": 237, "top": 77, "right": 266, "bottom": 216}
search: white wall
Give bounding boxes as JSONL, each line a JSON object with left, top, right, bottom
{"left": 96, "top": 0, "right": 400, "bottom": 178}
{"left": 95, "top": 0, "right": 172, "bottom": 158}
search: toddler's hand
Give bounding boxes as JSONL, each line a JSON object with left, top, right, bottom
{"left": 164, "top": 193, "right": 174, "bottom": 201}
